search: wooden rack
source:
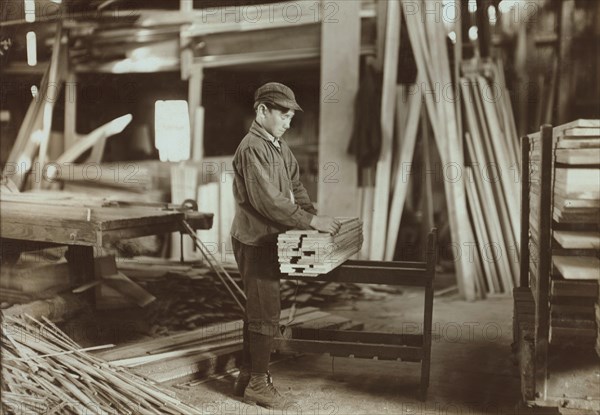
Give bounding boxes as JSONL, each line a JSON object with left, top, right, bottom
{"left": 274, "top": 228, "right": 437, "bottom": 401}
{"left": 514, "top": 121, "right": 600, "bottom": 411}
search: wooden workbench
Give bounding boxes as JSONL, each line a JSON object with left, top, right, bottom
{"left": 0, "top": 192, "right": 213, "bottom": 288}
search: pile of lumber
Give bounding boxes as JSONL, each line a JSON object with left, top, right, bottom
{"left": 278, "top": 218, "right": 363, "bottom": 276}
{"left": 547, "top": 120, "right": 600, "bottom": 347}
{"left": 461, "top": 60, "right": 520, "bottom": 296}
{"left": 1, "top": 314, "right": 201, "bottom": 414}
{"left": 364, "top": 0, "right": 486, "bottom": 299}
{"left": 94, "top": 307, "right": 361, "bottom": 384}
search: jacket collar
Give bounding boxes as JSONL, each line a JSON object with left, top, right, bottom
{"left": 250, "top": 120, "right": 281, "bottom": 147}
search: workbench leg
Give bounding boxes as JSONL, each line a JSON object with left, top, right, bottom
{"left": 65, "top": 246, "right": 95, "bottom": 304}
{"left": 420, "top": 229, "right": 437, "bottom": 401}
{"left": 420, "top": 279, "right": 433, "bottom": 401}
{"left": 0, "top": 238, "right": 22, "bottom": 266}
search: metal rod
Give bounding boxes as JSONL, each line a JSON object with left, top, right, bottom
{"left": 181, "top": 221, "right": 245, "bottom": 313}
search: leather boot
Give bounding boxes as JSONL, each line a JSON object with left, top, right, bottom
{"left": 233, "top": 364, "right": 251, "bottom": 397}
{"left": 243, "top": 372, "right": 295, "bottom": 409}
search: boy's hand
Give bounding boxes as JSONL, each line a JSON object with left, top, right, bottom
{"left": 310, "top": 215, "right": 341, "bottom": 235}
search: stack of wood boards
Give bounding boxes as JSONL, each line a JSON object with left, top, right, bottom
{"left": 461, "top": 60, "right": 520, "bottom": 295}
{"left": 550, "top": 120, "right": 600, "bottom": 346}
{"left": 528, "top": 120, "right": 600, "bottom": 347}
{"left": 94, "top": 307, "right": 362, "bottom": 384}
{"left": 278, "top": 218, "right": 363, "bottom": 276}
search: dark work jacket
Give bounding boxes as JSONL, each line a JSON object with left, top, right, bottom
{"left": 348, "top": 61, "right": 382, "bottom": 169}
{"left": 230, "top": 121, "right": 317, "bottom": 246}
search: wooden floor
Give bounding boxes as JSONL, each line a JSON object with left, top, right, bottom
{"left": 172, "top": 279, "right": 588, "bottom": 414}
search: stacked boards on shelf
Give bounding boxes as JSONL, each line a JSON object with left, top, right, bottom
{"left": 515, "top": 120, "right": 600, "bottom": 409}
{"left": 540, "top": 120, "right": 599, "bottom": 347}
{"left": 278, "top": 218, "right": 363, "bottom": 277}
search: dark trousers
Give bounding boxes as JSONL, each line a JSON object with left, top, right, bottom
{"left": 232, "top": 237, "right": 281, "bottom": 337}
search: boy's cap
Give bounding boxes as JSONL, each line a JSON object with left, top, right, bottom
{"left": 254, "top": 82, "right": 303, "bottom": 112}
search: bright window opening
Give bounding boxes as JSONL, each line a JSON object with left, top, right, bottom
{"left": 26, "top": 32, "right": 37, "bottom": 66}
{"left": 154, "top": 100, "right": 191, "bottom": 162}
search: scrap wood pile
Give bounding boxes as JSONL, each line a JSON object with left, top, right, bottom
{"left": 138, "top": 268, "right": 243, "bottom": 335}
{"left": 1, "top": 314, "right": 201, "bottom": 415}
{"left": 278, "top": 218, "right": 363, "bottom": 276}
{"left": 94, "top": 307, "right": 362, "bottom": 385}
{"left": 117, "top": 258, "right": 369, "bottom": 336}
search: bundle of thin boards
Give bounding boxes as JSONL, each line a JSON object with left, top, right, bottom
{"left": 461, "top": 60, "right": 521, "bottom": 296}
{"left": 278, "top": 218, "right": 363, "bottom": 277}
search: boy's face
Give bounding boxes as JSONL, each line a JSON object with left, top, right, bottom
{"left": 259, "top": 105, "right": 295, "bottom": 139}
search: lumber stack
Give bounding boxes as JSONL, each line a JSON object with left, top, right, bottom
{"left": 278, "top": 218, "right": 363, "bottom": 277}
{"left": 461, "top": 60, "right": 521, "bottom": 295}
{"left": 1, "top": 314, "right": 201, "bottom": 414}
{"left": 392, "top": 0, "right": 479, "bottom": 300}
{"left": 546, "top": 120, "right": 600, "bottom": 347}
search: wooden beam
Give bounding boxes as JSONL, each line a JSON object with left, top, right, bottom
{"left": 35, "top": 21, "right": 66, "bottom": 190}
{"left": 49, "top": 115, "right": 132, "bottom": 170}
{"left": 188, "top": 64, "right": 204, "bottom": 162}
{"left": 374, "top": 0, "right": 388, "bottom": 72}
{"left": 317, "top": 1, "right": 360, "bottom": 217}
{"left": 533, "top": 125, "right": 553, "bottom": 400}
{"left": 64, "top": 72, "right": 77, "bottom": 151}
{"left": 464, "top": 167, "right": 493, "bottom": 296}
{"left": 415, "top": 1, "right": 477, "bottom": 299}
{"left": 370, "top": 0, "right": 400, "bottom": 260}
{"left": 519, "top": 136, "right": 530, "bottom": 288}
{"left": 179, "top": 0, "right": 194, "bottom": 80}
{"left": 385, "top": 86, "right": 422, "bottom": 260}
{"left": 557, "top": 0, "right": 575, "bottom": 124}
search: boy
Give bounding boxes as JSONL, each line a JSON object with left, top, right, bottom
{"left": 230, "top": 82, "right": 340, "bottom": 408}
